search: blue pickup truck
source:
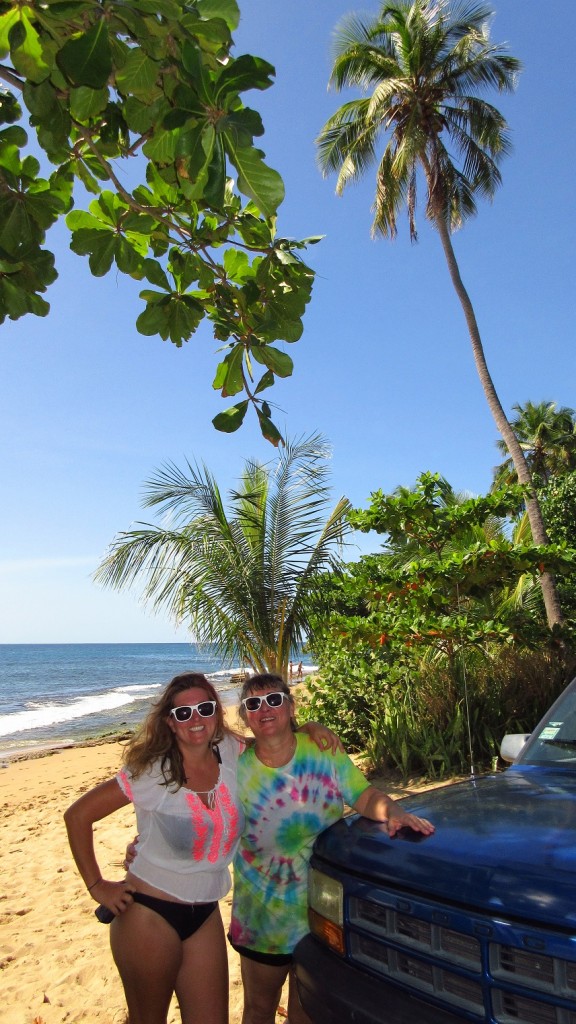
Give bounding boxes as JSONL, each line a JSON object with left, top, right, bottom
{"left": 294, "top": 676, "right": 576, "bottom": 1024}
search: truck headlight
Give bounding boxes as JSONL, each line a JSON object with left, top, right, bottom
{"left": 308, "top": 868, "right": 345, "bottom": 955}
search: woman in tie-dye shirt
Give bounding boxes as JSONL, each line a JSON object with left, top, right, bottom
{"left": 228, "top": 674, "right": 435, "bottom": 1024}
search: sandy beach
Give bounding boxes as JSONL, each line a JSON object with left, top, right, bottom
{"left": 0, "top": 721, "right": 448, "bottom": 1024}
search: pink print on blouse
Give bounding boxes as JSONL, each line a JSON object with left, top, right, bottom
{"left": 118, "top": 770, "right": 133, "bottom": 801}
{"left": 185, "top": 784, "right": 240, "bottom": 862}
{"left": 186, "top": 792, "right": 210, "bottom": 861}
{"left": 207, "top": 797, "right": 224, "bottom": 863}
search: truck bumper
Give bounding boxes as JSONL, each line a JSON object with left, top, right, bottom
{"left": 294, "top": 935, "right": 471, "bottom": 1024}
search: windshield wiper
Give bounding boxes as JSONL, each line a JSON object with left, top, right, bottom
{"left": 542, "top": 738, "right": 576, "bottom": 749}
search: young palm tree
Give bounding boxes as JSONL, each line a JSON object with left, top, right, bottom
{"left": 94, "top": 434, "right": 351, "bottom": 674}
{"left": 316, "top": 0, "right": 563, "bottom": 628}
{"left": 493, "top": 400, "right": 576, "bottom": 490}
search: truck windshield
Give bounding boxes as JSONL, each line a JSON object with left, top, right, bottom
{"left": 517, "top": 677, "right": 576, "bottom": 767}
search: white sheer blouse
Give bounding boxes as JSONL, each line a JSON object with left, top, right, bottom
{"left": 116, "top": 733, "right": 245, "bottom": 902}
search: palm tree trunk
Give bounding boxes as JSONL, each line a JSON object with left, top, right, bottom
{"left": 433, "top": 212, "right": 564, "bottom": 630}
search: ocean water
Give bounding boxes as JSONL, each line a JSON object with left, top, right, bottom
{"left": 0, "top": 643, "right": 315, "bottom": 760}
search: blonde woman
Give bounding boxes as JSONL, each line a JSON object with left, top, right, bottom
{"left": 65, "top": 672, "right": 245, "bottom": 1024}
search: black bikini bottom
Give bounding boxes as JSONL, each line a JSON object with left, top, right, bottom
{"left": 132, "top": 893, "right": 217, "bottom": 941}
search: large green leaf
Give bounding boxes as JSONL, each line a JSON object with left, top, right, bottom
{"left": 183, "top": 12, "right": 232, "bottom": 55}
{"left": 142, "top": 127, "right": 178, "bottom": 164}
{"left": 181, "top": 41, "right": 204, "bottom": 84}
{"left": 142, "top": 259, "right": 170, "bottom": 290}
{"left": 76, "top": 230, "right": 117, "bottom": 276}
{"left": 216, "top": 55, "right": 275, "bottom": 100}
{"left": 137, "top": 291, "right": 205, "bottom": 343}
{"left": 212, "top": 400, "right": 248, "bottom": 433}
{"left": 223, "top": 139, "right": 284, "bottom": 217}
{"left": 202, "top": 136, "right": 226, "bottom": 209}
{"left": 0, "top": 195, "right": 45, "bottom": 256}
{"left": 197, "top": 0, "right": 240, "bottom": 31}
{"left": 219, "top": 345, "right": 245, "bottom": 397}
{"left": 69, "top": 85, "right": 109, "bottom": 121}
{"left": 8, "top": 10, "right": 50, "bottom": 84}
{"left": 175, "top": 124, "right": 215, "bottom": 182}
{"left": 254, "top": 369, "right": 274, "bottom": 394}
{"left": 123, "top": 95, "right": 170, "bottom": 134}
{"left": 0, "top": 8, "right": 20, "bottom": 57}
{"left": 220, "top": 108, "right": 264, "bottom": 146}
{"left": 56, "top": 21, "right": 112, "bottom": 89}
{"left": 251, "top": 345, "right": 293, "bottom": 378}
{"left": 222, "top": 248, "right": 251, "bottom": 283}
{"left": 256, "top": 407, "right": 283, "bottom": 446}
{"left": 115, "top": 49, "right": 162, "bottom": 100}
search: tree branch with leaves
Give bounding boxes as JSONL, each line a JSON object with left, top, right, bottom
{"left": 0, "top": 0, "right": 319, "bottom": 442}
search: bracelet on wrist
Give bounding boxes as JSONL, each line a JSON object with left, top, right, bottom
{"left": 87, "top": 877, "right": 102, "bottom": 891}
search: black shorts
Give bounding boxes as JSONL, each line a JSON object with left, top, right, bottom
{"left": 228, "top": 937, "right": 293, "bottom": 967}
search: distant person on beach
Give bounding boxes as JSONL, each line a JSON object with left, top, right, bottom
{"left": 228, "top": 673, "right": 435, "bottom": 1024}
{"left": 64, "top": 672, "right": 243, "bottom": 1024}
{"left": 65, "top": 672, "right": 338, "bottom": 1024}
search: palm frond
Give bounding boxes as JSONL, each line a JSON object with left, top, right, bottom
{"left": 318, "top": 0, "right": 520, "bottom": 237}
{"left": 95, "top": 434, "right": 351, "bottom": 674}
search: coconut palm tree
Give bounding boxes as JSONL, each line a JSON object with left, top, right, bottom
{"left": 316, "top": 0, "right": 563, "bottom": 629}
{"left": 493, "top": 400, "right": 576, "bottom": 490}
{"left": 94, "top": 434, "right": 351, "bottom": 674}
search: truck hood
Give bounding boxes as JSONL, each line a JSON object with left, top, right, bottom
{"left": 314, "top": 766, "right": 576, "bottom": 929}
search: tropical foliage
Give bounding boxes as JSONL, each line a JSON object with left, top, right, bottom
{"left": 0, "top": 0, "right": 317, "bottom": 442}
{"left": 493, "top": 401, "right": 576, "bottom": 490}
{"left": 316, "top": 0, "right": 563, "bottom": 627}
{"left": 95, "top": 434, "right": 351, "bottom": 674}
{"left": 539, "top": 471, "right": 576, "bottom": 620}
{"left": 301, "top": 473, "right": 576, "bottom": 775}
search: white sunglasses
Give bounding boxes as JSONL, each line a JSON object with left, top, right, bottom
{"left": 170, "top": 701, "right": 217, "bottom": 722}
{"left": 241, "top": 691, "right": 288, "bottom": 712}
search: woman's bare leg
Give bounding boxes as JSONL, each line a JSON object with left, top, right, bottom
{"left": 239, "top": 955, "right": 289, "bottom": 1024}
{"left": 175, "top": 908, "right": 228, "bottom": 1024}
{"left": 110, "top": 902, "right": 182, "bottom": 1024}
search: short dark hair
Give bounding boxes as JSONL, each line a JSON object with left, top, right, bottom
{"left": 238, "top": 673, "right": 295, "bottom": 727}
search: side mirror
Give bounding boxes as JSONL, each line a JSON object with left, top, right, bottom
{"left": 500, "top": 733, "right": 531, "bottom": 763}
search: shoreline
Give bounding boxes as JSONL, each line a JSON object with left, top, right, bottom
{"left": 0, "top": 731, "right": 134, "bottom": 764}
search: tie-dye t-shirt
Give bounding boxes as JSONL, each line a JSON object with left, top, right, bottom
{"left": 116, "top": 733, "right": 245, "bottom": 902}
{"left": 229, "top": 732, "right": 369, "bottom": 955}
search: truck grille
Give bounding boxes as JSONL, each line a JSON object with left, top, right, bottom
{"left": 492, "top": 990, "right": 576, "bottom": 1024}
{"left": 492, "top": 946, "right": 576, "bottom": 998}
{"left": 353, "top": 933, "right": 484, "bottom": 1014}
{"left": 348, "top": 892, "right": 576, "bottom": 1023}
{"left": 354, "top": 897, "right": 481, "bottom": 969}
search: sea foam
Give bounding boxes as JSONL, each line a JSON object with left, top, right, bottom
{"left": 0, "top": 685, "right": 159, "bottom": 736}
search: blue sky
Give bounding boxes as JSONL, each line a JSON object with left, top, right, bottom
{"left": 1, "top": 0, "right": 574, "bottom": 643}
